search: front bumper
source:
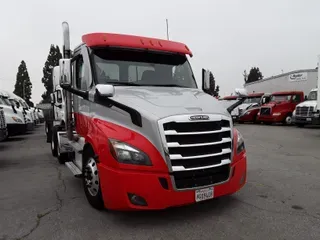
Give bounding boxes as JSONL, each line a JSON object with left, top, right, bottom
{"left": 98, "top": 156, "right": 247, "bottom": 211}
{"left": 293, "top": 116, "right": 320, "bottom": 125}
{"left": 257, "top": 114, "right": 283, "bottom": 122}
{"left": 7, "top": 123, "right": 27, "bottom": 136}
{"left": 0, "top": 128, "right": 8, "bottom": 141}
{"left": 26, "top": 122, "right": 35, "bottom": 131}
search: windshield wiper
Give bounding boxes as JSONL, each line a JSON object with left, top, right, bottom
{"left": 107, "top": 82, "right": 141, "bottom": 86}
{"left": 142, "top": 84, "right": 188, "bottom": 88}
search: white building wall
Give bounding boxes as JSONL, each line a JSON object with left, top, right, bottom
{"left": 244, "top": 69, "right": 318, "bottom": 96}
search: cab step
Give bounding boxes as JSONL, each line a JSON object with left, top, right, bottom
{"left": 65, "top": 161, "right": 82, "bottom": 178}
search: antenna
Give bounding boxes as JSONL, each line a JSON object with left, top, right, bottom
{"left": 166, "top": 18, "right": 169, "bottom": 40}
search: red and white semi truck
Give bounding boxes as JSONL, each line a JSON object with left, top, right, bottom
{"left": 49, "top": 22, "right": 248, "bottom": 211}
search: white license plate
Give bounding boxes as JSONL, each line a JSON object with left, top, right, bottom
{"left": 307, "top": 118, "right": 312, "bottom": 121}
{"left": 195, "top": 187, "right": 214, "bottom": 202}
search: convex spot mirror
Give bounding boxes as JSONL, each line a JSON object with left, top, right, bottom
{"left": 59, "top": 59, "right": 71, "bottom": 87}
{"left": 95, "top": 84, "right": 115, "bottom": 98}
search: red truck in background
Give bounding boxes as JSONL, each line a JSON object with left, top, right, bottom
{"left": 238, "top": 93, "right": 271, "bottom": 123}
{"left": 257, "top": 91, "right": 304, "bottom": 125}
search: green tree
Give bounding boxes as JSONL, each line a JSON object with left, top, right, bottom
{"left": 41, "top": 45, "right": 62, "bottom": 103}
{"left": 246, "top": 67, "right": 263, "bottom": 83}
{"left": 14, "top": 60, "right": 33, "bottom": 106}
{"left": 209, "top": 72, "right": 216, "bottom": 95}
{"left": 214, "top": 85, "right": 220, "bottom": 97}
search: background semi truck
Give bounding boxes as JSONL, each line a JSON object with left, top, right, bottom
{"left": 48, "top": 22, "right": 248, "bottom": 211}
{"left": 257, "top": 91, "right": 304, "bottom": 125}
{"left": 293, "top": 88, "right": 319, "bottom": 127}
{"left": 0, "top": 90, "right": 26, "bottom": 137}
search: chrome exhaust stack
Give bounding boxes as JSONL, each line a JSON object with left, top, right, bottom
{"left": 62, "top": 21, "right": 74, "bottom": 141}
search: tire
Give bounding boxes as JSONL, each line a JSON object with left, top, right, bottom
{"left": 46, "top": 122, "right": 53, "bottom": 143}
{"left": 82, "top": 146, "right": 104, "bottom": 210}
{"left": 57, "top": 143, "right": 68, "bottom": 164}
{"left": 51, "top": 126, "right": 58, "bottom": 157}
{"left": 45, "top": 122, "right": 48, "bottom": 135}
{"left": 283, "top": 113, "right": 293, "bottom": 125}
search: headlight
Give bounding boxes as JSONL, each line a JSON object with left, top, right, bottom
{"left": 236, "top": 129, "right": 245, "bottom": 154}
{"left": 12, "top": 117, "right": 23, "bottom": 123}
{"left": 108, "top": 139, "right": 152, "bottom": 166}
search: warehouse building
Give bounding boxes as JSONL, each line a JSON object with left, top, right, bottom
{"left": 244, "top": 69, "right": 318, "bottom": 97}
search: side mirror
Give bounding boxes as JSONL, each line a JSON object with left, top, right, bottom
{"left": 201, "top": 68, "right": 211, "bottom": 93}
{"left": 59, "top": 59, "right": 71, "bottom": 87}
{"left": 234, "top": 88, "right": 248, "bottom": 98}
{"left": 96, "top": 84, "right": 115, "bottom": 97}
{"left": 50, "top": 93, "right": 55, "bottom": 104}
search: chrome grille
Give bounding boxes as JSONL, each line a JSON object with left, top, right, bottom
{"left": 0, "top": 108, "right": 6, "bottom": 129}
{"left": 260, "top": 107, "right": 271, "bottom": 116}
{"left": 159, "top": 114, "right": 233, "bottom": 190}
{"left": 296, "top": 106, "right": 314, "bottom": 117}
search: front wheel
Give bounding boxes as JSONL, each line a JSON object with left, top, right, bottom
{"left": 82, "top": 147, "right": 104, "bottom": 210}
{"left": 51, "top": 126, "right": 58, "bottom": 157}
{"left": 283, "top": 113, "right": 293, "bottom": 125}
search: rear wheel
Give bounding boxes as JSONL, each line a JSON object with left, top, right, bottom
{"left": 82, "top": 146, "right": 104, "bottom": 210}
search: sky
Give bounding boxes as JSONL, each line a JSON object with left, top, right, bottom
{"left": 1, "top": 0, "right": 320, "bottom": 104}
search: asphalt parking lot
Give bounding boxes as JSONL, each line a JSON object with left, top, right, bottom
{"left": 0, "top": 124, "right": 319, "bottom": 240}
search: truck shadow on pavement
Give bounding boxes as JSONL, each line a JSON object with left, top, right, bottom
{"left": 4, "top": 136, "right": 26, "bottom": 142}
{"left": 108, "top": 195, "right": 238, "bottom": 227}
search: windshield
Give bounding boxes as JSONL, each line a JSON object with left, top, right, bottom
{"left": 1, "top": 97, "right": 12, "bottom": 106}
{"left": 20, "top": 100, "right": 28, "bottom": 108}
{"left": 243, "top": 97, "right": 261, "bottom": 104}
{"left": 92, "top": 48, "right": 197, "bottom": 88}
{"left": 308, "top": 91, "right": 317, "bottom": 100}
{"left": 271, "top": 95, "right": 291, "bottom": 102}
{"left": 219, "top": 99, "right": 238, "bottom": 108}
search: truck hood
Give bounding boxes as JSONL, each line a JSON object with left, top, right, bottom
{"left": 296, "top": 100, "right": 317, "bottom": 108}
{"left": 110, "top": 86, "right": 229, "bottom": 119}
{"left": 263, "top": 101, "right": 289, "bottom": 108}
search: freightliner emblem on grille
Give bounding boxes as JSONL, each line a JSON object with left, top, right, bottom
{"left": 189, "top": 115, "right": 210, "bottom": 121}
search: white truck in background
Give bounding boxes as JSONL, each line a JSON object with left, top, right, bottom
{"left": 0, "top": 107, "right": 7, "bottom": 141}
{"left": 5, "top": 91, "right": 35, "bottom": 131}
{"left": 293, "top": 88, "right": 319, "bottom": 127}
{"left": 293, "top": 55, "right": 320, "bottom": 127}
{"left": 0, "top": 90, "right": 26, "bottom": 137}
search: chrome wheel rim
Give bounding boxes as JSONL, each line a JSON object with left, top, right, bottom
{"left": 286, "top": 116, "right": 292, "bottom": 124}
{"left": 84, "top": 157, "right": 100, "bottom": 196}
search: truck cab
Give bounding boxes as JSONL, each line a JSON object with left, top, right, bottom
{"left": 7, "top": 93, "right": 34, "bottom": 131}
{"left": 238, "top": 93, "right": 271, "bottom": 123}
{"left": 257, "top": 91, "right": 304, "bottom": 125}
{"left": 293, "top": 89, "right": 319, "bottom": 127}
{"left": 0, "top": 107, "right": 7, "bottom": 141}
{"left": 0, "top": 90, "right": 26, "bottom": 137}
{"left": 50, "top": 22, "right": 248, "bottom": 211}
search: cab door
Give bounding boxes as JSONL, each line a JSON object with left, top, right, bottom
{"left": 71, "top": 46, "right": 93, "bottom": 137}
